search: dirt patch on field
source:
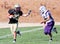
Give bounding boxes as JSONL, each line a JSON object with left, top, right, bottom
{"left": 0, "top": 0, "right": 60, "bottom": 23}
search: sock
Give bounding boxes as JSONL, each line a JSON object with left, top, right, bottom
{"left": 14, "top": 39, "right": 16, "bottom": 41}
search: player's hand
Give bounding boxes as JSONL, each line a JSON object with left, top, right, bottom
{"left": 22, "top": 10, "right": 31, "bottom": 17}
{"left": 41, "top": 21, "right": 44, "bottom": 24}
{"left": 41, "top": 21, "right": 46, "bottom": 24}
{"left": 8, "top": 15, "right": 13, "bottom": 18}
{"left": 28, "top": 10, "right": 31, "bottom": 15}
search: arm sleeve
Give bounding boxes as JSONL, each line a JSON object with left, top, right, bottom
{"left": 8, "top": 9, "right": 14, "bottom": 15}
{"left": 19, "top": 11, "right": 23, "bottom": 16}
{"left": 46, "top": 11, "right": 50, "bottom": 18}
{"left": 44, "top": 11, "right": 50, "bottom": 20}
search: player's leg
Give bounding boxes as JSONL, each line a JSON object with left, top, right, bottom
{"left": 44, "top": 21, "right": 54, "bottom": 41}
{"left": 10, "top": 24, "right": 14, "bottom": 34}
{"left": 10, "top": 24, "right": 12, "bottom": 33}
{"left": 48, "top": 21, "right": 54, "bottom": 41}
{"left": 16, "top": 23, "right": 21, "bottom": 36}
{"left": 48, "top": 26, "right": 53, "bottom": 41}
{"left": 52, "top": 27, "right": 58, "bottom": 33}
{"left": 13, "top": 23, "right": 18, "bottom": 43}
{"left": 44, "top": 26, "right": 52, "bottom": 41}
{"left": 48, "top": 32, "right": 52, "bottom": 41}
{"left": 10, "top": 24, "right": 16, "bottom": 43}
{"left": 13, "top": 31, "right": 16, "bottom": 43}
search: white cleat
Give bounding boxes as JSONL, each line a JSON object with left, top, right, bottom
{"left": 49, "top": 39, "right": 52, "bottom": 42}
{"left": 48, "top": 39, "right": 52, "bottom": 44}
{"left": 13, "top": 40, "right": 16, "bottom": 43}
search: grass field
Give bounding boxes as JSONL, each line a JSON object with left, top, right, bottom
{"left": 0, "top": 25, "right": 60, "bottom": 44}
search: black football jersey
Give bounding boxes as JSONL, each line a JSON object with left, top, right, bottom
{"left": 8, "top": 9, "right": 23, "bottom": 23}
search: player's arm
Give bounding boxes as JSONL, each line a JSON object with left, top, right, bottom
{"left": 41, "top": 12, "right": 50, "bottom": 24}
{"left": 22, "top": 10, "right": 31, "bottom": 17}
{"left": 8, "top": 14, "right": 14, "bottom": 19}
{"left": 41, "top": 16, "right": 50, "bottom": 24}
{"left": 8, "top": 9, "right": 14, "bottom": 18}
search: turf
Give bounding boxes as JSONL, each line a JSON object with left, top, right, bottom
{"left": 0, "top": 25, "right": 60, "bottom": 44}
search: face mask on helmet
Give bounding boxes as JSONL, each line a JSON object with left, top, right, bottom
{"left": 14, "top": 4, "right": 21, "bottom": 11}
{"left": 39, "top": 6, "right": 47, "bottom": 14}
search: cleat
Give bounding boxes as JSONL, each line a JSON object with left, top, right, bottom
{"left": 13, "top": 40, "right": 16, "bottom": 43}
{"left": 13, "top": 39, "right": 16, "bottom": 43}
{"left": 53, "top": 27, "right": 58, "bottom": 34}
{"left": 16, "top": 31, "right": 21, "bottom": 36}
{"left": 49, "top": 39, "right": 52, "bottom": 42}
{"left": 49, "top": 39, "right": 52, "bottom": 44}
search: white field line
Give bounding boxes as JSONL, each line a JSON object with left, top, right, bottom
{"left": 0, "top": 27, "right": 43, "bottom": 39}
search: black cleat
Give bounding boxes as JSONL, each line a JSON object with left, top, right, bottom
{"left": 52, "top": 27, "right": 58, "bottom": 34}
{"left": 54, "top": 27, "right": 58, "bottom": 34}
{"left": 50, "top": 38, "right": 53, "bottom": 41}
{"left": 16, "top": 31, "right": 21, "bottom": 36}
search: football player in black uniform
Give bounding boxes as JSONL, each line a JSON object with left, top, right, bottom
{"left": 8, "top": 4, "right": 31, "bottom": 43}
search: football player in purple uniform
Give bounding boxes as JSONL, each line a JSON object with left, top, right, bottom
{"left": 39, "top": 5, "right": 57, "bottom": 41}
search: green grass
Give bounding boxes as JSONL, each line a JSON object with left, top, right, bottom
{"left": 0, "top": 25, "right": 60, "bottom": 44}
